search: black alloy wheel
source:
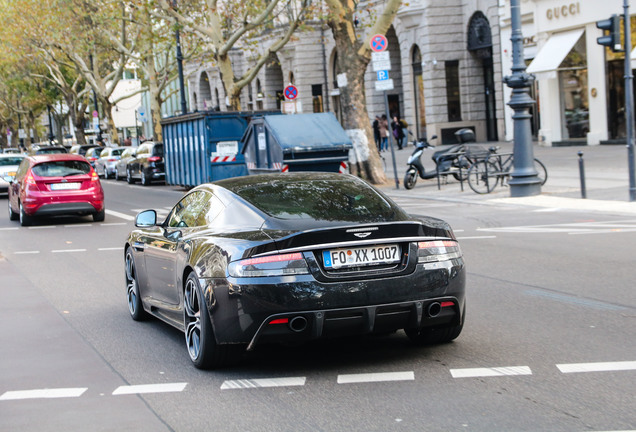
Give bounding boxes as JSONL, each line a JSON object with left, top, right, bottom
{"left": 183, "top": 273, "right": 235, "bottom": 369}
{"left": 125, "top": 248, "right": 147, "bottom": 321}
{"left": 403, "top": 167, "right": 418, "bottom": 190}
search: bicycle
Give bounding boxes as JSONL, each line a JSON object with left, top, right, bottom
{"left": 467, "top": 146, "right": 548, "bottom": 194}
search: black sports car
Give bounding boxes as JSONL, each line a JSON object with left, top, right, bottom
{"left": 125, "top": 172, "right": 466, "bottom": 369}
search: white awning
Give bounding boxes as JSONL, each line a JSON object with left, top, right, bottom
{"left": 527, "top": 29, "right": 584, "bottom": 78}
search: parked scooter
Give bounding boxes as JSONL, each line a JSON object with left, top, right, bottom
{"left": 403, "top": 130, "right": 473, "bottom": 190}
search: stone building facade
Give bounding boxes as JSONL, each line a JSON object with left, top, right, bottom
{"left": 184, "top": 0, "right": 504, "bottom": 145}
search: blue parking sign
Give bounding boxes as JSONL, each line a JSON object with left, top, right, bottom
{"left": 376, "top": 70, "right": 389, "bottom": 81}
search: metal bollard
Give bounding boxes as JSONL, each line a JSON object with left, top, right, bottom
{"left": 578, "top": 151, "right": 587, "bottom": 199}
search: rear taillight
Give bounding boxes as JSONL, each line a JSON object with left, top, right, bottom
{"left": 148, "top": 156, "right": 161, "bottom": 162}
{"left": 417, "top": 240, "right": 462, "bottom": 263}
{"left": 90, "top": 170, "right": 99, "bottom": 182}
{"left": 108, "top": 158, "right": 117, "bottom": 162}
{"left": 25, "top": 173, "right": 36, "bottom": 185}
{"left": 228, "top": 252, "right": 309, "bottom": 277}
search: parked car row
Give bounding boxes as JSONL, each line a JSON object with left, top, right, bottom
{"left": 110, "top": 142, "right": 164, "bottom": 186}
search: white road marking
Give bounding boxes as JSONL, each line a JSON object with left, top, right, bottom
{"left": 98, "top": 247, "right": 123, "bottom": 251}
{"left": 13, "top": 251, "right": 40, "bottom": 255}
{"left": 64, "top": 224, "right": 93, "bottom": 228}
{"left": 105, "top": 209, "right": 135, "bottom": 221}
{"left": 220, "top": 377, "right": 306, "bottom": 390}
{"left": 0, "top": 387, "right": 87, "bottom": 400}
{"left": 450, "top": 366, "right": 532, "bottom": 378}
{"left": 112, "top": 382, "right": 187, "bottom": 395}
{"left": 0, "top": 227, "right": 19, "bottom": 231}
{"left": 557, "top": 361, "right": 636, "bottom": 374}
{"left": 27, "top": 226, "right": 55, "bottom": 229}
{"left": 456, "top": 235, "right": 496, "bottom": 240}
{"left": 51, "top": 249, "right": 87, "bottom": 253}
{"left": 100, "top": 223, "right": 127, "bottom": 226}
{"left": 478, "top": 219, "right": 636, "bottom": 235}
{"left": 337, "top": 371, "right": 415, "bottom": 384}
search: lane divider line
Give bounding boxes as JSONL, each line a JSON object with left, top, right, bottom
{"left": 14, "top": 251, "right": 40, "bottom": 255}
{"left": 0, "top": 387, "right": 87, "bottom": 401}
{"left": 220, "top": 377, "right": 306, "bottom": 390}
{"left": 557, "top": 361, "right": 636, "bottom": 374}
{"left": 450, "top": 366, "right": 532, "bottom": 378}
{"left": 105, "top": 209, "right": 135, "bottom": 221}
{"left": 337, "top": 371, "right": 415, "bottom": 384}
{"left": 51, "top": 249, "right": 87, "bottom": 253}
{"left": 112, "top": 382, "right": 187, "bottom": 395}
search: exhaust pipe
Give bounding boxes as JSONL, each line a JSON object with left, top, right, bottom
{"left": 289, "top": 316, "right": 308, "bottom": 333}
{"left": 427, "top": 302, "right": 442, "bottom": 318}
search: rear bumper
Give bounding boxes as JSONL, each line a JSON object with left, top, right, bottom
{"left": 31, "top": 202, "right": 103, "bottom": 217}
{"left": 205, "top": 258, "right": 466, "bottom": 348}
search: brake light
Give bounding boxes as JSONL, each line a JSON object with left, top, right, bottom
{"left": 108, "top": 158, "right": 117, "bottom": 162}
{"left": 228, "top": 252, "right": 309, "bottom": 277}
{"left": 90, "top": 170, "right": 99, "bottom": 181}
{"left": 148, "top": 156, "right": 161, "bottom": 162}
{"left": 417, "top": 240, "right": 462, "bottom": 263}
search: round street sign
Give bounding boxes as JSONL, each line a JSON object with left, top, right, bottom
{"left": 370, "top": 34, "right": 388, "bottom": 52}
{"left": 284, "top": 84, "right": 298, "bottom": 100}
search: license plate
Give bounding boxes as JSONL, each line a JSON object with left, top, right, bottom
{"left": 50, "top": 182, "right": 81, "bottom": 190}
{"left": 322, "top": 244, "right": 401, "bottom": 269}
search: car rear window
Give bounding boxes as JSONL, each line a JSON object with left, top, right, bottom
{"left": 0, "top": 157, "right": 23, "bottom": 166}
{"left": 31, "top": 160, "right": 91, "bottom": 177}
{"left": 234, "top": 178, "right": 397, "bottom": 221}
{"left": 152, "top": 144, "right": 163, "bottom": 157}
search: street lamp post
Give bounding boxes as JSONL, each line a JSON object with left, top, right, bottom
{"left": 173, "top": 0, "right": 187, "bottom": 115}
{"left": 89, "top": 54, "right": 103, "bottom": 143}
{"left": 503, "top": 0, "right": 541, "bottom": 197}
{"left": 47, "top": 105, "right": 54, "bottom": 144}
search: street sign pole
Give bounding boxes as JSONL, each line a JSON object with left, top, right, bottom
{"left": 623, "top": 0, "right": 636, "bottom": 201}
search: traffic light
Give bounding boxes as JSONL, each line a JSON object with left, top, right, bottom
{"left": 596, "top": 14, "right": 623, "bottom": 52}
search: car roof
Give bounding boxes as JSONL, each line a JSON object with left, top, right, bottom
{"left": 28, "top": 153, "right": 90, "bottom": 163}
{"left": 0, "top": 153, "right": 25, "bottom": 158}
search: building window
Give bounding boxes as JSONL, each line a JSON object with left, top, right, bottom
{"left": 445, "top": 61, "right": 461, "bottom": 122}
{"left": 312, "top": 84, "right": 323, "bottom": 113}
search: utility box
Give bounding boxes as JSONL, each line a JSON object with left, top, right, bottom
{"left": 161, "top": 111, "right": 280, "bottom": 187}
{"left": 241, "top": 113, "right": 352, "bottom": 174}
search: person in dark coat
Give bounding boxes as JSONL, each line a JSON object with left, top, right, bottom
{"left": 372, "top": 116, "right": 381, "bottom": 151}
{"left": 391, "top": 116, "right": 405, "bottom": 150}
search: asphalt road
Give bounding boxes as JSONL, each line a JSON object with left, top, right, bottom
{"left": 1, "top": 178, "right": 635, "bottom": 432}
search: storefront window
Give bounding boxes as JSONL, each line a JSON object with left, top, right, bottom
{"left": 445, "top": 61, "right": 462, "bottom": 122}
{"left": 558, "top": 35, "right": 588, "bottom": 139}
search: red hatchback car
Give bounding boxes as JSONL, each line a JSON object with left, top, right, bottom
{"left": 6, "top": 154, "right": 105, "bottom": 226}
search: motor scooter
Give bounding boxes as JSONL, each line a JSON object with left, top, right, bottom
{"left": 403, "top": 134, "right": 470, "bottom": 190}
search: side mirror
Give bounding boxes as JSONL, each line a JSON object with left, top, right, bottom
{"left": 135, "top": 209, "right": 157, "bottom": 227}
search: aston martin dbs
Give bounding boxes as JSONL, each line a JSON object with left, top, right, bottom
{"left": 124, "top": 172, "right": 466, "bottom": 369}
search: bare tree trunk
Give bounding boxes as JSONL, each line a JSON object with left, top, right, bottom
{"left": 102, "top": 100, "right": 119, "bottom": 144}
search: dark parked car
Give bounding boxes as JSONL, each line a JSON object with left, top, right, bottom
{"left": 33, "top": 146, "right": 68, "bottom": 155}
{"left": 6, "top": 154, "right": 105, "bottom": 226}
{"left": 126, "top": 142, "right": 164, "bottom": 186}
{"left": 125, "top": 172, "right": 466, "bottom": 369}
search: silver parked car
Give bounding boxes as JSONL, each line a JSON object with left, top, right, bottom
{"left": 114, "top": 147, "right": 137, "bottom": 181}
{"left": 95, "top": 147, "right": 126, "bottom": 179}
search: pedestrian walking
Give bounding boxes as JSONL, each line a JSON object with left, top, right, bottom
{"left": 399, "top": 118, "right": 409, "bottom": 147}
{"left": 379, "top": 115, "right": 389, "bottom": 151}
{"left": 372, "top": 116, "right": 381, "bottom": 151}
{"left": 391, "top": 116, "right": 405, "bottom": 150}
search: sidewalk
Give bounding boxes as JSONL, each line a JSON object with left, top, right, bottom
{"left": 378, "top": 140, "right": 636, "bottom": 216}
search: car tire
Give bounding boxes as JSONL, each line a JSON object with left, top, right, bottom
{"left": 127, "top": 169, "right": 135, "bottom": 184}
{"left": 405, "top": 305, "right": 465, "bottom": 345}
{"left": 403, "top": 168, "right": 418, "bottom": 190}
{"left": 125, "top": 248, "right": 148, "bottom": 321}
{"left": 8, "top": 198, "right": 18, "bottom": 221}
{"left": 141, "top": 170, "right": 151, "bottom": 186}
{"left": 104, "top": 169, "right": 110, "bottom": 180}
{"left": 93, "top": 209, "right": 105, "bottom": 222}
{"left": 184, "top": 273, "right": 238, "bottom": 369}
{"left": 115, "top": 168, "right": 122, "bottom": 181}
{"left": 19, "top": 202, "right": 33, "bottom": 226}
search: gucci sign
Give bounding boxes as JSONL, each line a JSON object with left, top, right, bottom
{"left": 546, "top": 2, "right": 580, "bottom": 20}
